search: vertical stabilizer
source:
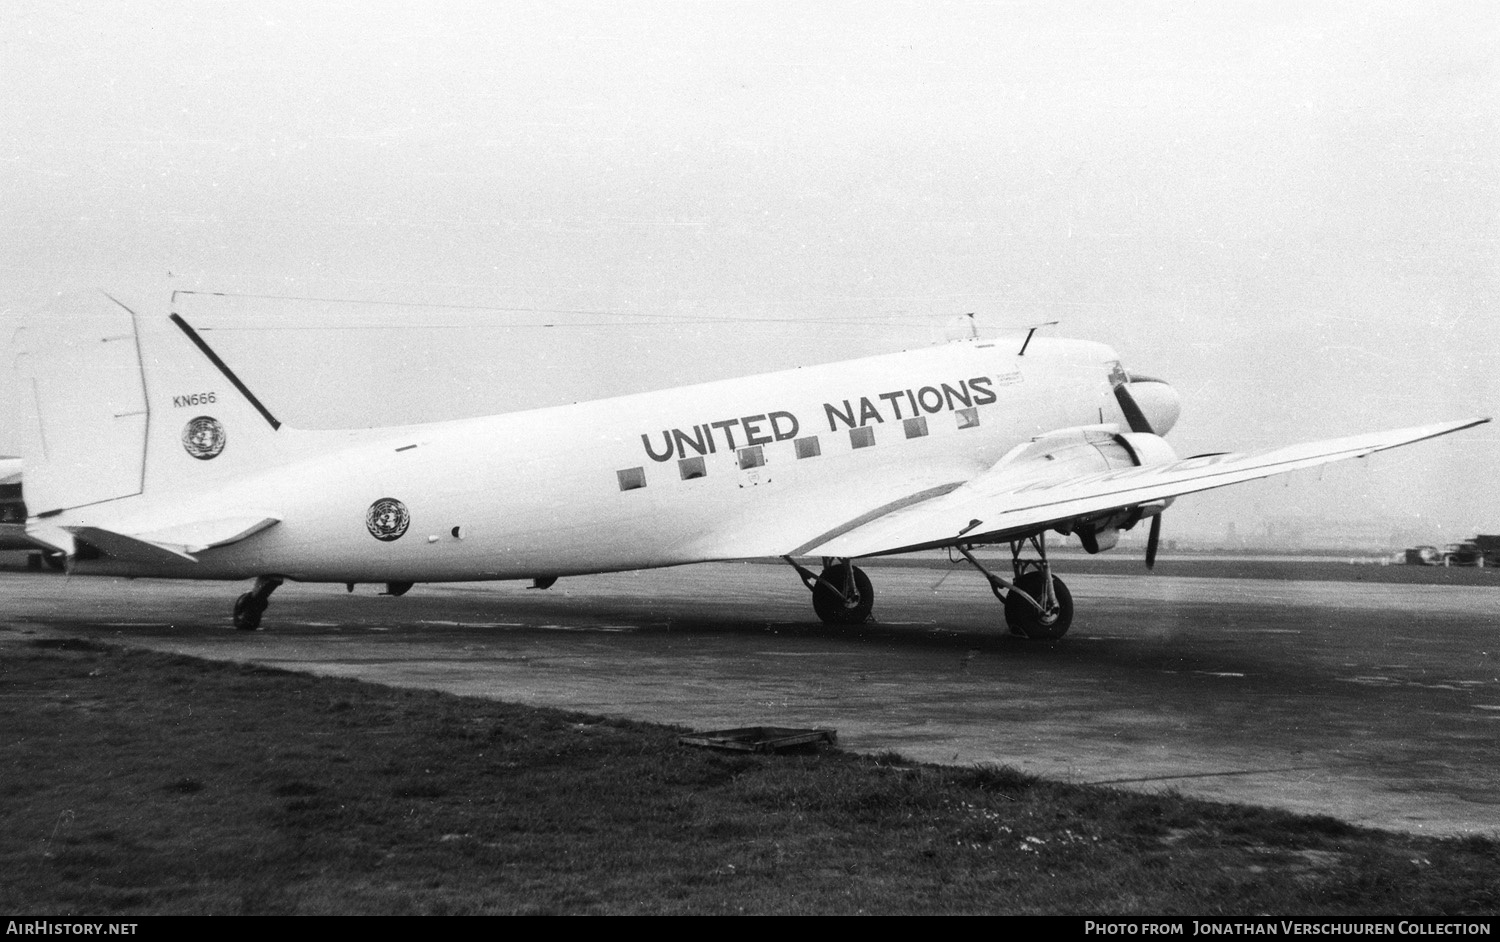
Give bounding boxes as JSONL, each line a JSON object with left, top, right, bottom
{"left": 17, "top": 293, "right": 293, "bottom": 515}
{"left": 132, "top": 298, "right": 291, "bottom": 502}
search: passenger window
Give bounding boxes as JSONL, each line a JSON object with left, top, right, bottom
{"left": 794, "top": 436, "right": 822, "bottom": 459}
{"left": 850, "top": 427, "right": 875, "bottom": 449}
{"left": 738, "top": 445, "right": 765, "bottom": 469}
{"left": 903, "top": 416, "right": 928, "bottom": 439}
{"left": 956, "top": 407, "right": 980, "bottom": 429}
{"left": 679, "top": 456, "right": 706, "bottom": 480}
{"left": 617, "top": 467, "right": 647, "bottom": 491}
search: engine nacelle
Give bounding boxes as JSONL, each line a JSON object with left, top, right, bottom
{"left": 1116, "top": 431, "right": 1178, "bottom": 468}
{"left": 1002, "top": 428, "right": 1177, "bottom": 484}
{"left": 1071, "top": 503, "right": 1170, "bottom": 553}
{"left": 1037, "top": 431, "right": 1177, "bottom": 554}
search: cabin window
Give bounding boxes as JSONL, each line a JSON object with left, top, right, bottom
{"left": 679, "top": 456, "right": 706, "bottom": 480}
{"left": 956, "top": 407, "right": 980, "bottom": 429}
{"left": 737, "top": 445, "right": 765, "bottom": 469}
{"left": 903, "top": 416, "right": 928, "bottom": 439}
{"left": 850, "top": 426, "right": 875, "bottom": 449}
{"left": 794, "top": 436, "right": 821, "bottom": 459}
{"left": 617, "top": 467, "right": 647, "bottom": 491}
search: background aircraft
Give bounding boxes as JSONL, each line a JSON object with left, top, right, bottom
{"left": 14, "top": 296, "right": 1487, "bottom": 635}
{"left": 0, "top": 457, "right": 34, "bottom": 552}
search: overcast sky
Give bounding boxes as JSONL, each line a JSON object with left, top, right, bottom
{"left": 2, "top": 1, "right": 1495, "bottom": 544}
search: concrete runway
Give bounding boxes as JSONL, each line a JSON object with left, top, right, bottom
{"left": 4, "top": 561, "right": 1498, "bottom": 837}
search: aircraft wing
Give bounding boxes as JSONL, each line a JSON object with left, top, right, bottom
{"left": 798, "top": 418, "right": 1489, "bottom": 559}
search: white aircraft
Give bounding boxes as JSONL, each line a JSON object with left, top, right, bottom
{"left": 14, "top": 297, "right": 1488, "bottom": 635}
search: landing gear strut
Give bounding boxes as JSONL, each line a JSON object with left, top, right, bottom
{"left": 957, "top": 534, "right": 1074, "bottom": 640}
{"left": 785, "top": 557, "right": 874, "bottom": 625}
{"left": 232, "top": 575, "right": 284, "bottom": 631}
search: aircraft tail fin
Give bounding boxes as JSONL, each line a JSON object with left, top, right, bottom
{"left": 17, "top": 293, "right": 293, "bottom": 515}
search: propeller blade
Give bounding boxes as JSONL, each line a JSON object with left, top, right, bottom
{"left": 1114, "top": 382, "right": 1155, "bottom": 435}
{"left": 1146, "top": 513, "right": 1162, "bottom": 569}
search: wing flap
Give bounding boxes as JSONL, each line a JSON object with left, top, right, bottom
{"left": 804, "top": 418, "right": 1489, "bottom": 558}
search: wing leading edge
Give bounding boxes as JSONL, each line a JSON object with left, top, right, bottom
{"left": 798, "top": 417, "right": 1490, "bottom": 559}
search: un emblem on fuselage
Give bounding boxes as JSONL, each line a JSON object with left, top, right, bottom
{"left": 181, "top": 416, "right": 227, "bottom": 460}
{"left": 366, "top": 498, "right": 410, "bottom": 542}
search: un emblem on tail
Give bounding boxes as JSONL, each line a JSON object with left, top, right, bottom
{"left": 181, "top": 416, "right": 227, "bottom": 460}
{"left": 366, "top": 498, "right": 410, "bottom": 542}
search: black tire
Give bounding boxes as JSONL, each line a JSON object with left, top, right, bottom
{"left": 385, "top": 581, "right": 414, "bottom": 597}
{"left": 1003, "top": 571, "right": 1073, "bottom": 640}
{"left": 812, "top": 565, "right": 874, "bottom": 625}
{"left": 233, "top": 592, "right": 264, "bottom": 631}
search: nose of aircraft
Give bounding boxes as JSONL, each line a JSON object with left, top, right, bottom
{"left": 1121, "top": 375, "right": 1181, "bottom": 436}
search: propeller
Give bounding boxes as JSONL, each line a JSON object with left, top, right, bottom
{"left": 1145, "top": 513, "right": 1162, "bottom": 570}
{"left": 1113, "top": 380, "right": 1155, "bottom": 435}
{"left": 1115, "top": 375, "right": 1165, "bottom": 570}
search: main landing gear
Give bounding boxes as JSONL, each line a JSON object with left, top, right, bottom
{"left": 786, "top": 557, "right": 874, "bottom": 625}
{"left": 232, "top": 575, "right": 283, "bottom": 631}
{"left": 955, "top": 534, "right": 1073, "bottom": 640}
{"left": 785, "top": 533, "right": 1074, "bottom": 639}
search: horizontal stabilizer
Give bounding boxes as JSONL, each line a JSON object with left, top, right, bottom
{"left": 66, "top": 526, "right": 199, "bottom": 565}
{"left": 135, "top": 515, "right": 280, "bottom": 554}
{"left": 21, "top": 524, "right": 75, "bottom": 556}
{"left": 49, "top": 515, "right": 280, "bottom": 565}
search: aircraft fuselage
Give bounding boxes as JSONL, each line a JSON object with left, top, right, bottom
{"left": 64, "top": 337, "right": 1125, "bottom": 583}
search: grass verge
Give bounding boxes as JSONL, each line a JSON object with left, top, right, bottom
{"left": 1, "top": 638, "right": 1496, "bottom": 915}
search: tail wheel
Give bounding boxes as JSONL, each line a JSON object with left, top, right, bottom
{"left": 1004, "top": 571, "right": 1073, "bottom": 640}
{"left": 232, "top": 593, "right": 265, "bottom": 631}
{"left": 812, "top": 565, "right": 874, "bottom": 625}
{"left": 231, "top": 575, "right": 282, "bottom": 631}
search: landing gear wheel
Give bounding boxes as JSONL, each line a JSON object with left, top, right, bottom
{"left": 812, "top": 565, "right": 874, "bottom": 625}
{"left": 233, "top": 593, "right": 266, "bottom": 631}
{"left": 231, "top": 575, "right": 283, "bottom": 632}
{"left": 1004, "top": 571, "right": 1073, "bottom": 640}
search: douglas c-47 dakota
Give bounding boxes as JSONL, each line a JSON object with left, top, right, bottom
{"left": 14, "top": 297, "right": 1489, "bottom": 636}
